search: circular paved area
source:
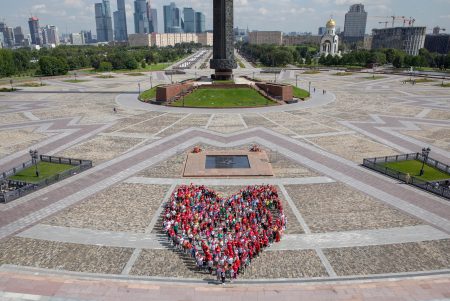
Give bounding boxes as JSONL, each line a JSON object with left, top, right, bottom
{"left": 0, "top": 52, "right": 449, "bottom": 299}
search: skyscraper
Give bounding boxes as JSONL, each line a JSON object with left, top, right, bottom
{"left": 13, "top": 27, "right": 25, "bottom": 46}
{"left": 95, "top": 0, "right": 114, "bottom": 42}
{"left": 28, "top": 17, "right": 42, "bottom": 46}
{"left": 163, "top": 2, "right": 182, "bottom": 33}
{"left": 183, "top": 8, "right": 196, "bottom": 33}
{"left": 134, "top": 0, "right": 151, "bottom": 33}
{"left": 343, "top": 4, "right": 368, "bottom": 43}
{"left": 114, "top": 0, "right": 128, "bottom": 41}
{"left": 195, "top": 12, "right": 205, "bottom": 33}
{"left": 149, "top": 7, "right": 158, "bottom": 33}
{"left": 42, "top": 25, "right": 59, "bottom": 46}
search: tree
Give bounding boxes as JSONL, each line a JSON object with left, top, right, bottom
{"left": 392, "top": 55, "right": 403, "bottom": 68}
{"left": 38, "top": 56, "right": 69, "bottom": 76}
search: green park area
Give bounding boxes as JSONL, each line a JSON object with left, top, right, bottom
{"left": 9, "top": 162, "right": 75, "bottom": 184}
{"left": 381, "top": 160, "right": 450, "bottom": 182}
{"left": 63, "top": 79, "right": 89, "bottom": 83}
{"left": 334, "top": 72, "right": 353, "bottom": 76}
{"left": 293, "top": 87, "right": 310, "bottom": 100}
{"left": 170, "top": 88, "right": 276, "bottom": 108}
{"left": 139, "top": 86, "right": 158, "bottom": 101}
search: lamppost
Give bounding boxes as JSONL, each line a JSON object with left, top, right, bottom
{"left": 149, "top": 75, "right": 153, "bottom": 89}
{"left": 138, "top": 83, "right": 141, "bottom": 95}
{"left": 39, "top": 77, "right": 43, "bottom": 86}
{"left": 74, "top": 72, "right": 77, "bottom": 82}
{"left": 309, "top": 81, "right": 311, "bottom": 95}
{"left": 296, "top": 74, "right": 299, "bottom": 87}
{"left": 10, "top": 79, "right": 13, "bottom": 90}
{"left": 29, "top": 149, "right": 39, "bottom": 177}
{"left": 419, "top": 147, "right": 431, "bottom": 176}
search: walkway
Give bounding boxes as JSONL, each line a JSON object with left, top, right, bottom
{"left": 16, "top": 224, "right": 449, "bottom": 251}
{"left": 0, "top": 268, "right": 449, "bottom": 301}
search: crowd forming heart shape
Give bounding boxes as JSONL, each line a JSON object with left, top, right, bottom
{"left": 162, "top": 184, "right": 286, "bottom": 280}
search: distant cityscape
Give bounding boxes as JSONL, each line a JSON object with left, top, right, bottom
{"left": 0, "top": 2, "right": 449, "bottom": 56}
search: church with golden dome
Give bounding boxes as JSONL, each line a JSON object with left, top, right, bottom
{"left": 320, "top": 18, "right": 340, "bottom": 57}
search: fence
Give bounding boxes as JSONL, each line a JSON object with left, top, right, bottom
{"left": 0, "top": 155, "right": 92, "bottom": 203}
{"left": 363, "top": 153, "right": 450, "bottom": 200}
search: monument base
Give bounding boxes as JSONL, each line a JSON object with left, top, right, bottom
{"left": 212, "top": 69, "right": 233, "bottom": 81}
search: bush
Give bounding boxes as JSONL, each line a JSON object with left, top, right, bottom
{"left": 97, "top": 61, "right": 113, "bottom": 72}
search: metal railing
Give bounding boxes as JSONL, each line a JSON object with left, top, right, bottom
{"left": 363, "top": 153, "right": 450, "bottom": 200}
{"left": 1, "top": 155, "right": 92, "bottom": 203}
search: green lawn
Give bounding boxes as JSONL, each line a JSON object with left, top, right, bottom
{"left": 404, "top": 78, "right": 435, "bottom": 83}
{"left": 381, "top": 160, "right": 450, "bottom": 182}
{"left": 170, "top": 88, "right": 276, "bottom": 108}
{"left": 17, "top": 82, "right": 46, "bottom": 87}
{"left": 439, "top": 83, "right": 450, "bottom": 87}
{"left": 293, "top": 86, "right": 310, "bottom": 100}
{"left": 9, "top": 162, "right": 76, "bottom": 183}
{"left": 125, "top": 73, "right": 146, "bottom": 77}
{"left": 334, "top": 72, "right": 353, "bottom": 76}
{"left": 139, "top": 86, "right": 159, "bottom": 101}
{"left": 0, "top": 88, "right": 17, "bottom": 92}
{"left": 63, "top": 79, "right": 89, "bottom": 83}
{"left": 96, "top": 75, "right": 115, "bottom": 79}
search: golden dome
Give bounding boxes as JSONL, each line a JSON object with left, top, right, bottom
{"left": 326, "top": 19, "right": 336, "bottom": 28}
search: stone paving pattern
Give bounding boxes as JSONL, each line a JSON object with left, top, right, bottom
{"left": 0, "top": 237, "right": 133, "bottom": 274}
{"left": 1, "top": 68, "right": 450, "bottom": 288}
{"left": 0, "top": 128, "right": 50, "bottom": 159}
{"left": 57, "top": 136, "right": 143, "bottom": 164}
{"left": 240, "top": 250, "right": 328, "bottom": 279}
{"left": 44, "top": 184, "right": 169, "bottom": 233}
{"left": 285, "top": 183, "right": 423, "bottom": 233}
{"left": 325, "top": 239, "right": 450, "bottom": 276}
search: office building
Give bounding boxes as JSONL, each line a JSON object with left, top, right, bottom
{"left": 343, "top": 4, "right": 367, "bottom": 43}
{"left": 114, "top": 0, "right": 128, "bottom": 41}
{"left": 81, "top": 30, "right": 94, "bottom": 44}
{"left": 318, "top": 27, "right": 327, "bottom": 36}
{"left": 13, "top": 27, "right": 25, "bottom": 46}
{"left": 183, "top": 8, "right": 196, "bottom": 33}
{"left": 134, "top": 0, "right": 151, "bottom": 34}
{"left": 28, "top": 16, "right": 42, "bottom": 46}
{"left": 129, "top": 32, "right": 213, "bottom": 47}
{"left": 70, "top": 33, "right": 85, "bottom": 45}
{"left": 195, "top": 12, "right": 205, "bottom": 33}
{"left": 164, "top": 2, "right": 182, "bottom": 33}
{"left": 95, "top": 0, "right": 114, "bottom": 42}
{"left": 0, "top": 23, "right": 15, "bottom": 48}
{"left": 42, "top": 25, "right": 59, "bottom": 46}
{"left": 248, "top": 31, "right": 283, "bottom": 45}
{"left": 283, "top": 35, "right": 321, "bottom": 46}
{"left": 425, "top": 34, "right": 450, "bottom": 54}
{"left": 372, "top": 26, "right": 426, "bottom": 56}
{"left": 149, "top": 7, "right": 158, "bottom": 33}
{"left": 0, "top": 32, "right": 4, "bottom": 48}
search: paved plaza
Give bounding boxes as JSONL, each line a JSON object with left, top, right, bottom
{"left": 0, "top": 57, "right": 449, "bottom": 300}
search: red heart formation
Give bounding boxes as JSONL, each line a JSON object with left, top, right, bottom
{"left": 162, "top": 184, "right": 286, "bottom": 280}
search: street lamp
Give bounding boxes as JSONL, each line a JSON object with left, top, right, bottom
{"left": 138, "top": 83, "right": 141, "bottom": 95}
{"left": 74, "top": 72, "right": 77, "bottom": 82}
{"left": 10, "top": 79, "right": 13, "bottom": 90}
{"left": 419, "top": 147, "right": 431, "bottom": 176}
{"left": 149, "top": 75, "right": 153, "bottom": 89}
{"left": 296, "top": 74, "right": 299, "bottom": 88}
{"left": 29, "top": 149, "right": 39, "bottom": 177}
{"left": 309, "top": 81, "right": 311, "bottom": 95}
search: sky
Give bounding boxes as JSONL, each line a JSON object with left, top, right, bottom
{"left": 1, "top": 0, "right": 450, "bottom": 36}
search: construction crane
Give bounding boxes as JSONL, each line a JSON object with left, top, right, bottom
{"left": 403, "top": 18, "right": 416, "bottom": 27}
{"left": 370, "top": 15, "right": 411, "bottom": 28}
{"left": 378, "top": 21, "right": 389, "bottom": 28}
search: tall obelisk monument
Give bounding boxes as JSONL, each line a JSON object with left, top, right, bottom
{"left": 210, "top": 0, "right": 237, "bottom": 80}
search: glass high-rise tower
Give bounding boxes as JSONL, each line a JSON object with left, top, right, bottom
{"left": 95, "top": 0, "right": 114, "bottom": 42}
{"left": 114, "top": 0, "right": 128, "bottom": 41}
{"left": 343, "top": 4, "right": 368, "bottom": 43}
{"left": 163, "top": 2, "right": 182, "bottom": 33}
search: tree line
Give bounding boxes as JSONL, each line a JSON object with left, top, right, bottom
{"left": 0, "top": 42, "right": 202, "bottom": 78}
{"left": 237, "top": 42, "right": 450, "bottom": 69}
